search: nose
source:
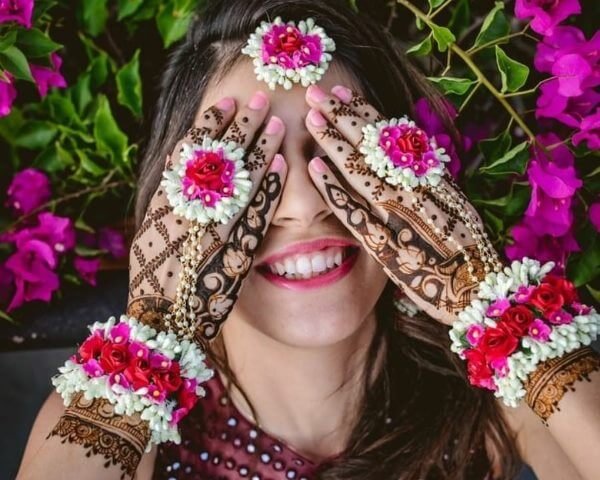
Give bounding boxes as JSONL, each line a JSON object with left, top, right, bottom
{"left": 270, "top": 150, "right": 332, "bottom": 229}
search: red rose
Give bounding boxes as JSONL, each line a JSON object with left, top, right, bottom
{"left": 123, "top": 357, "right": 152, "bottom": 390}
{"left": 78, "top": 333, "right": 106, "bottom": 362}
{"left": 478, "top": 326, "right": 519, "bottom": 362}
{"left": 464, "top": 349, "right": 494, "bottom": 390}
{"left": 279, "top": 30, "right": 303, "bottom": 55}
{"left": 178, "top": 385, "right": 199, "bottom": 411}
{"left": 153, "top": 362, "right": 183, "bottom": 394}
{"left": 543, "top": 274, "right": 578, "bottom": 305}
{"left": 397, "top": 129, "right": 429, "bottom": 158}
{"left": 185, "top": 152, "right": 227, "bottom": 192}
{"left": 99, "top": 342, "right": 130, "bottom": 373}
{"left": 500, "top": 305, "right": 535, "bottom": 337}
{"left": 529, "top": 284, "right": 564, "bottom": 314}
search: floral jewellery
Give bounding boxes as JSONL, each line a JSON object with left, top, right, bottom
{"left": 361, "top": 116, "right": 504, "bottom": 283}
{"left": 449, "top": 257, "right": 600, "bottom": 407}
{"left": 52, "top": 315, "right": 214, "bottom": 448}
{"left": 241, "top": 17, "right": 336, "bottom": 90}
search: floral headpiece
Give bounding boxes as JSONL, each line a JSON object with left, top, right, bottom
{"left": 242, "top": 17, "right": 336, "bottom": 90}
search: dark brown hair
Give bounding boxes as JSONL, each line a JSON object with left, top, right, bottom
{"left": 136, "top": 0, "right": 521, "bottom": 478}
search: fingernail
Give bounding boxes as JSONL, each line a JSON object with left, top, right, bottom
{"left": 331, "top": 85, "right": 353, "bottom": 104}
{"left": 269, "top": 154, "right": 285, "bottom": 173}
{"left": 306, "top": 85, "right": 327, "bottom": 103}
{"left": 309, "top": 156, "right": 328, "bottom": 173}
{"left": 307, "top": 108, "right": 327, "bottom": 127}
{"left": 248, "top": 91, "right": 268, "bottom": 110}
{"left": 265, "top": 115, "right": 283, "bottom": 135}
{"left": 215, "top": 97, "right": 235, "bottom": 111}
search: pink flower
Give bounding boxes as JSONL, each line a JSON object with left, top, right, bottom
{"left": 536, "top": 80, "right": 600, "bottom": 127}
{"left": 149, "top": 352, "right": 172, "bottom": 371}
{"left": 29, "top": 53, "right": 67, "bottom": 98}
{"left": 182, "top": 149, "right": 235, "bottom": 206}
{"left": 5, "top": 238, "right": 59, "bottom": 311}
{"left": 109, "top": 321, "right": 130, "bottom": 344}
{"left": 109, "top": 371, "right": 131, "bottom": 389}
{"left": 486, "top": 298, "right": 511, "bottom": 318}
{"left": 129, "top": 342, "right": 150, "bottom": 360}
{"left": 490, "top": 357, "right": 509, "bottom": 378}
{"left": 466, "top": 324, "right": 485, "bottom": 346}
{"left": 571, "top": 301, "right": 592, "bottom": 315}
{"left": 14, "top": 212, "right": 75, "bottom": 258}
{"left": 82, "top": 359, "right": 104, "bottom": 378}
{"left": 170, "top": 407, "right": 189, "bottom": 426}
{"left": 74, "top": 256, "right": 100, "bottom": 286}
{"left": 0, "top": 0, "right": 34, "bottom": 28}
{"left": 514, "top": 285, "right": 535, "bottom": 303}
{"left": 528, "top": 318, "right": 552, "bottom": 341}
{"left": 98, "top": 227, "right": 127, "bottom": 259}
{"left": 5, "top": 168, "right": 51, "bottom": 215}
{"left": 524, "top": 134, "right": 582, "bottom": 236}
{"left": 547, "top": 309, "right": 573, "bottom": 325}
{"left": 261, "top": 23, "right": 323, "bottom": 69}
{"left": 0, "top": 261, "right": 15, "bottom": 307}
{"left": 0, "top": 72, "right": 16, "bottom": 117}
{"left": 572, "top": 107, "right": 600, "bottom": 150}
{"left": 515, "top": 0, "right": 581, "bottom": 36}
{"left": 147, "top": 384, "right": 167, "bottom": 403}
{"left": 505, "top": 219, "right": 580, "bottom": 273}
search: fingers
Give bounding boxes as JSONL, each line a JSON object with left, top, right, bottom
{"left": 194, "top": 155, "right": 288, "bottom": 341}
{"left": 221, "top": 91, "right": 270, "bottom": 149}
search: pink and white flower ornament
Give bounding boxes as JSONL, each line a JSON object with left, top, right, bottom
{"left": 241, "top": 16, "right": 336, "bottom": 90}
{"left": 360, "top": 117, "right": 451, "bottom": 190}
{"left": 161, "top": 136, "right": 252, "bottom": 225}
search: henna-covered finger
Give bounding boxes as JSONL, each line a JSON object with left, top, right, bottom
{"left": 221, "top": 90, "right": 270, "bottom": 148}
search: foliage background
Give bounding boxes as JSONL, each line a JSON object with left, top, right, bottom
{"left": 0, "top": 0, "right": 599, "bottom": 323}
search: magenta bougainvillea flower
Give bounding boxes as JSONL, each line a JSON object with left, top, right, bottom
{"left": 589, "top": 202, "right": 600, "bottom": 232}
{"left": 0, "top": 261, "right": 14, "bottom": 307}
{"left": 5, "top": 238, "right": 60, "bottom": 311}
{"left": 572, "top": 107, "right": 600, "bottom": 150}
{"left": 524, "top": 134, "right": 582, "bottom": 236}
{"left": 5, "top": 168, "right": 51, "bottom": 215}
{"left": 74, "top": 256, "right": 101, "bottom": 286}
{"left": 0, "top": 72, "right": 16, "bottom": 117}
{"left": 30, "top": 53, "right": 67, "bottom": 98}
{"left": 13, "top": 212, "right": 75, "bottom": 258}
{"left": 505, "top": 220, "right": 580, "bottom": 273}
{"left": 514, "top": 0, "right": 581, "bottom": 36}
{"left": 536, "top": 80, "right": 600, "bottom": 127}
{"left": 0, "top": 0, "right": 34, "bottom": 28}
{"left": 98, "top": 227, "right": 127, "bottom": 259}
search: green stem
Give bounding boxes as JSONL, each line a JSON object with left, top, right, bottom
{"left": 429, "top": 0, "right": 453, "bottom": 19}
{"left": 458, "top": 81, "right": 481, "bottom": 113}
{"left": 467, "top": 25, "right": 530, "bottom": 55}
{"left": 396, "top": 0, "right": 537, "bottom": 143}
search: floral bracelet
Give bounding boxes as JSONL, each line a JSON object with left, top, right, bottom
{"left": 449, "top": 258, "right": 600, "bottom": 407}
{"left": 52, "top": 315, "right": 213, "bottom": 449}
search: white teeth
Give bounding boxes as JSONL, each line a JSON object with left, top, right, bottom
{"left": 266, "top": 246, "right": 353, "bottom": 280}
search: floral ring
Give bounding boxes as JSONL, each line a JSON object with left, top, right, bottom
{"left": 160, "top": 135, "right": 252, "bottom": 225}
{"left": 359, "top": 117, "right": 451, "bottom": 190}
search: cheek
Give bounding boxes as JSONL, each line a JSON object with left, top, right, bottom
{"left": 228, "top": 249, "right": 389, "bottom": 348}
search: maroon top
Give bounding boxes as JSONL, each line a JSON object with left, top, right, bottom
{"left": 153, "top": 372, "right": 492, "bottom": 480}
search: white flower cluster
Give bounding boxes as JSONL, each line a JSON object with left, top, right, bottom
{"left": 449, "top": 258, "right": 600, "bottom": 407}
{"left": 393, "top": 295, "right": 421, "bottom": 317}
{"left": 51, "top": 315, "right": 214, "bottom": 449}
{"left": 241, "top": 17, "right": 336, "bottom": 90}
{"left": 161, "top": 136, "right": 252, "bottom": 225}
{"left": 360, "top": 117, "right": 451, "bottom": 190}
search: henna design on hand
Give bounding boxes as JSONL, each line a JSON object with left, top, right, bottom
{"left": 47, "top": 393, "right": 149, "bottom": 480}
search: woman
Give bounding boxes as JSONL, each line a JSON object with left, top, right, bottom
{"left": 16, "top": 0, "right": 600, "bottom": 479}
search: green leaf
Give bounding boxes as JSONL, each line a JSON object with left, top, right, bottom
{"left": 428, "top": 0, "right": 445, "bottom": 8}
{"left": 116, "top": 50, "right": 142, "bottom": 117}
{"left": 482, "top": 209, "right": 503, "bottom": 241}
{"left": 495, "top": 46, "right": 529, "bottom": 93}
{"left": 156, "top": 3, "right": 194, "bottom": 47}
{"left": 0, "top": 309, "right": 16, "bottom": 324}
{"left": 46, "top": 93, "right": 83, "bottom": 128}
{"left": 430, "top": 24, "right": 455, "bottom": 52}
{"left": 76, "top": 149, "right": 106, "bottom": 176}
{"left": 471, "top": 182, "right": 530, "bottom": 218}
{"left": 0, "top": 30, "right": 17, "bottom": 50}
{"left": 473, "top": 1, "right": 509, "bottom": 49}
{"left": 448, "top": 0, "right": 471, "bottom": 37}
{"left": 75, "top": 245, "right": 105, "bottom": 257}
{"left": 34, "top": 142, "right": 75, "bottom": 172}
{"left": 117, "top": 0, "right": 145, "bottom": 19}
{"left": 407, "top": 35, "right": 433, "bottom": 56}
{"left": 78, "top": 0, "right": 108, "bottom": 37}
{"left": 0, "top": 46, "right": 33, "bottom": 82}
{"left": 567, "top": 233, "right": 600, "bottom": 286}
{"left": 94, "top": 95, "right": 129, "bottom": 168}
{"left": 15, "top": 121, "right": 58, "bottom": 149}
{"left": 17, "top": 28, "right": 62, "bottom": 57}
{"left": 479, "top": 130, "right": 512, "bottom": 164}
{"left": 427, "top": 76, "right": 476, "bottom": 95}
{"left": 479, "top": 140, "right": 530, "bottom": 176}
{"left": 70, "top": 73, "right": 93, "bottom": 114}
{"left": 348, "top": 0, "right": 358, "bottom": 12}
{"left": 88, "top": 53, "right": 110, "bottom": 90}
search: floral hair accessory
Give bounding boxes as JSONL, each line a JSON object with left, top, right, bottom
{"left": 161, "top": 136, "right": 252, "bottom": 225}
{"left": 52, "top": 315, "right": 214, "bottom": 448}
{"left": 360, "top": 117, "right": 451, "bottom": 190}
{"left": 241, "top": 16, "right": 336, "bottom": 90}
{"left": 449, "top": 258, "right": 600, "bottom": 407}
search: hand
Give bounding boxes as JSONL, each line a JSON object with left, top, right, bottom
{"left": 304, "top": 85, "right": 503, "bottom": 326}
{"left": 127, "top": 91, "right": 288, "bottom": 343}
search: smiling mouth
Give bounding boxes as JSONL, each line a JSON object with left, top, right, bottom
{"left": 257, "top": 245, "right": 359, "bottom": 281}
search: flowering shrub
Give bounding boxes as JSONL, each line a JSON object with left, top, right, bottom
{"left": 0, "top": 0, "right": 598, "bottom": 322}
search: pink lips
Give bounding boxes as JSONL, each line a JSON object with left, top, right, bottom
{"left": 257, "top": 237, "right": 360, "bottom": 291}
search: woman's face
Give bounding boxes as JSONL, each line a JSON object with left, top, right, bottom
{"left": 199, "top": 59, "right": 389, "bottom": 348}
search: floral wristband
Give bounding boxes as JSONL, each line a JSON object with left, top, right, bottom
{"left": 52, "top": 315, "right": 213, "bottom": 449}
{"left": 449, "top": 258, "right": 600, "bottom": 407}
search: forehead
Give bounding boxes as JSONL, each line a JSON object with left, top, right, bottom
{"left": 199, "top": 59, "right": 361, "bottom": 133}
